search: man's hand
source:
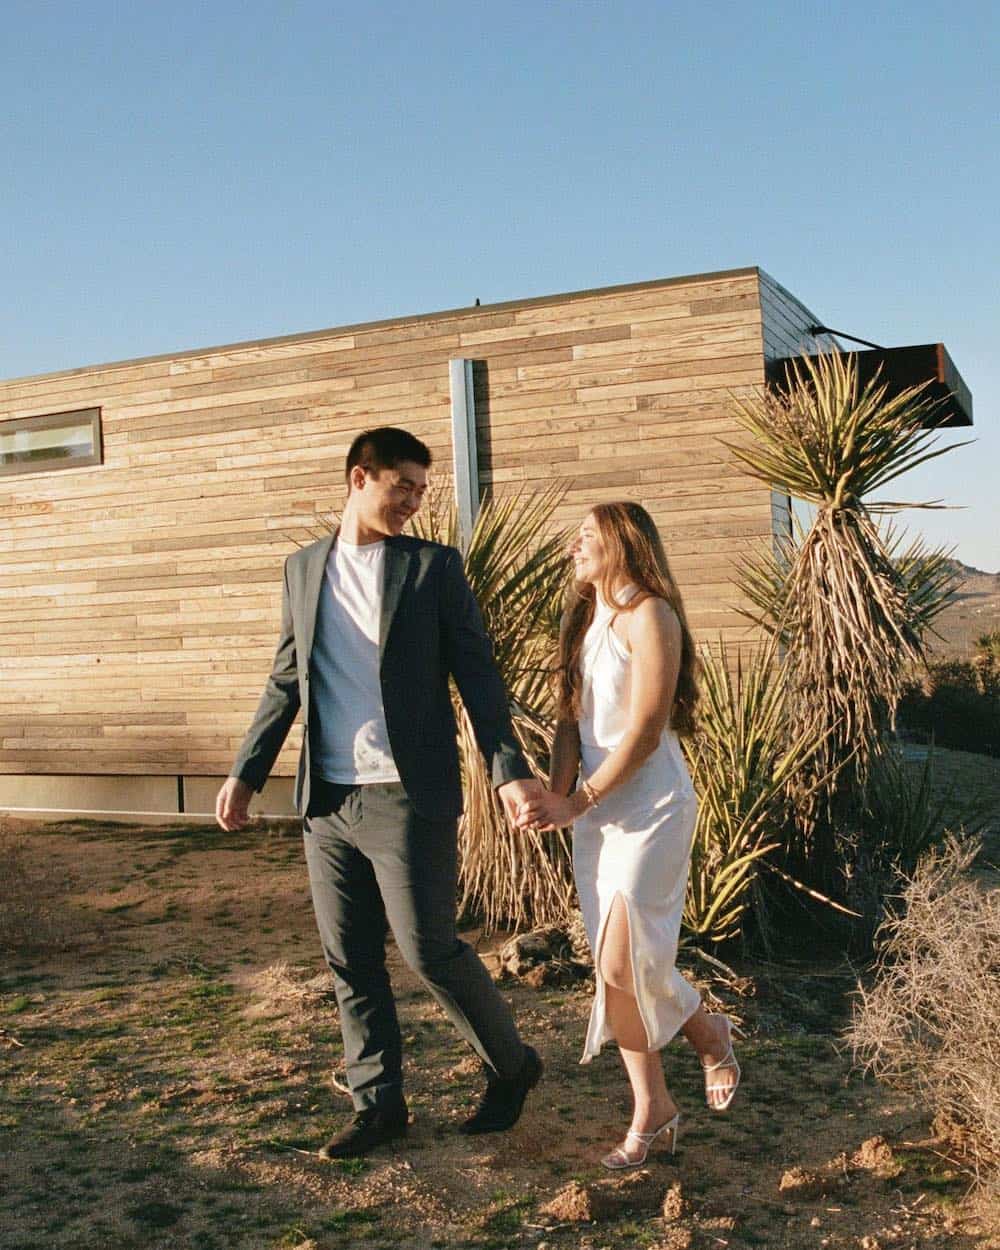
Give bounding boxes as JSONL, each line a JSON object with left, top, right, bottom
{"left": 215, "top": 777, "right": 254, "bottom": 831}
{"left": 496, "top": 777, "right": 544, "bottom": 827}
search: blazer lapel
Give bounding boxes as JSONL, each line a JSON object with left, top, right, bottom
{"left": 301, "top": 531, "right": 336, "bottom": 665}
{"left": 380, "top": 538, "right": 410, "bottom": 662}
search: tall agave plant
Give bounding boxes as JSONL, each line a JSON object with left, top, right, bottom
{"left": 682, "top": 639, "right": 827, "bottom": 945}
{"left": 411, "top": 481, "right": 575, "bottom": 931}
{"left": 727, "top": 351, "right": 965, "bottom": 876}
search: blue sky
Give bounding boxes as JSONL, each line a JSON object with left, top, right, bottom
{"left": 2, "top": 0, "right": 997, "bottom": 569}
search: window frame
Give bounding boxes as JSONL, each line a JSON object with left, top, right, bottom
{"left": 0, "top": 407, "right": 103, "bottom": 477}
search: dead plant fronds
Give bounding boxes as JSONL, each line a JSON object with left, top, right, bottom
{"left": 413, "top": 484, "right": 575, "bottom": 932}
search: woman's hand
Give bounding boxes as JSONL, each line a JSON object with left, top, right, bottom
{"left": 515, "top": 789, "right": 584, "bottom": 831}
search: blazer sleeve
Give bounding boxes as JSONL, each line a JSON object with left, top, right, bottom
{"left": 439, "top": 547, "right": 532, "bottom": 788}
{"left": 230, "top": 557, "right": 302, "bottom": 792}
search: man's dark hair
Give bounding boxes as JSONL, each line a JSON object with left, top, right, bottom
{"left": 345, "top": 427, "right": 432, "bottom": 486}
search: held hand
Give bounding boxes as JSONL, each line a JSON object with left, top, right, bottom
{"left": 496, "top": 777, "right": 544, "bottom": 827}
{"left": 215, "top": 777, "right": 254, "bottom": 831}
{"left": 515, "top": 789, "right": 581, "bottom": 832}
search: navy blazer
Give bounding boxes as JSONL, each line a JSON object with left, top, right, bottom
{"left": 230, "top": 532, "right": 532, "bottom": 818}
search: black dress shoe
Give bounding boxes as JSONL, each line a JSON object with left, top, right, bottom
{"left": 318, "top": 1106, "right": 409, "bottom": 1159}
{"left": 459, "top": 1045, "right": 543, "bottom": 1135}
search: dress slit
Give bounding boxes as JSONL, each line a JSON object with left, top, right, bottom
{"left": 590, "top": 889, "right": 658, "bottom": 1053}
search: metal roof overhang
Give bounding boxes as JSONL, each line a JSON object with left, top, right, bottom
{"left": 770, "top": 344, "right": 973, "bottom": 428}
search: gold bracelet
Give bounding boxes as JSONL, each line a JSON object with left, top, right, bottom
{"left": 582, "top": 779, "right": 601, "bottom": 809}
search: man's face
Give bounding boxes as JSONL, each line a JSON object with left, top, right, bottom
{"left": 350, "top": 459, "right": 428, "bottom": 538}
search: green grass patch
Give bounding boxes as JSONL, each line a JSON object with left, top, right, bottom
{"left": 320, "top": 1208, "right": 381, "bottom": 1231}
{"left": 482, "top": 1196, "right": 532, "bottom": 1234}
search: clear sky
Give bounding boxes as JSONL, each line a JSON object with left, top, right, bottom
{"left": 2, "top": 0, "right": 997, "bottom": 570}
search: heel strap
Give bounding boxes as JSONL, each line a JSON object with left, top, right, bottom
{"left": 624, "top": 1114, "right": 679, "bottom": 1145}
{"left": 624, "top": 1128, "right": 659, "bottom": 1146}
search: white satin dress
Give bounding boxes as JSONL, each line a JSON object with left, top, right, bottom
{"left": 573, "top": 593, "right": 702, "bottom": 1062}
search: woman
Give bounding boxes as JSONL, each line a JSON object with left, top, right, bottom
{"left": 517, "top": 502, "right": 740, "bottom": 1168}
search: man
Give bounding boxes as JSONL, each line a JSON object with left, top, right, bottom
{"left": 216, "top": 427, "right": 543, "bottom": 1159}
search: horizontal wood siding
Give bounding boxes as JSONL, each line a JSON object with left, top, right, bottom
{"left": 0, "top": 269, "right": 778, "bottom": 779}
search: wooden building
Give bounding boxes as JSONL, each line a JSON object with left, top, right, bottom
{"left": 0, "top": 266, "right": 972, "bottom": 820}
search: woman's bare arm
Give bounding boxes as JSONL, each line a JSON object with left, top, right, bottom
{"left": 580, "top": 596, "right": 681, "bottom": 804}
{"left": 517, "top": 596, "right": 682, "bottom": 828}
{"left": 549, "top": 718, "right": 582, "bottom": 796}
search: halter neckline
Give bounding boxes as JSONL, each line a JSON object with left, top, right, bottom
{"left": 595, "top": 584, "right": 639, "bottom": 615}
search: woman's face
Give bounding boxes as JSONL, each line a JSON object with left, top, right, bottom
{"left": 570, "top": 513, "right": 607, "bottom": 584}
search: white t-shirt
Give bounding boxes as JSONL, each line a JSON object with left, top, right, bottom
{"left": 310, "top": 536, "right": 400, "bottom": 784}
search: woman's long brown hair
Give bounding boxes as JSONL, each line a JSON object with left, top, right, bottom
{"left": 556, "top": 501, "right": 699, "bottom": 736}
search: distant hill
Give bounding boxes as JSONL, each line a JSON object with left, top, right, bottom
{"left": 926, "top": 558, "right": 1000, "bottom": 658}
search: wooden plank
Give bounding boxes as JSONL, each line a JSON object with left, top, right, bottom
{"left": 0, "top": 269, "right": 781, "bottom": 782}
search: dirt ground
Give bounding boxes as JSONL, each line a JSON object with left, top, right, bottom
{"left": 3, "top": 749, "right": 1000, "bottom": 1250}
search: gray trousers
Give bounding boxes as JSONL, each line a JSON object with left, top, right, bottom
{"left": 303, "top": 778, "right": 525, "bottom": 1111}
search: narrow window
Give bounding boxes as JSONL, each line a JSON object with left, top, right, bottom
{"left": 0, "top": 408, "right": 103, "bottom": 476}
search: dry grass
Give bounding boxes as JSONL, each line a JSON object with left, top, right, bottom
{"left": 0, "top": 824, "right": 35, "bottom": 951}
{"left": 848, "top": 836, "right": 1000, "bottom": 1192}
{"left": 0, "top": 821, "right": 79, "bottom": 953}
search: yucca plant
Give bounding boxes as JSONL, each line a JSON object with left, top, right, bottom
{"left": 740, "top": 522, "right": 959, "bottom": 652}
{"left": 411, "top": 481, "right": 576, "bottom": 932}
{"left": 682, "top": 639, "right": 828, "bottom": 946}
{"left": 726, "top": 350, "right": 966, "bottom": 882}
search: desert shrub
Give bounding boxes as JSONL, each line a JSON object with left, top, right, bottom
{"left": 847, "top": 837, "right": 1000, "bottom": 1191}
{"left": 898, "top": 660, "right": 1000, "bottom": 758}
{"left": 836, "top": 747, "right": 990, "bottom": 950}
{"left": 974, "top": 630, "right": 1000, "bottom": 696}
{"left": 859, "top": 746, "right": 988, "bottom": 877}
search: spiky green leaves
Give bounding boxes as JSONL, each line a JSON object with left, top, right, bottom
{"left": 727, "top": 350, "right": 962, "bottom": 511}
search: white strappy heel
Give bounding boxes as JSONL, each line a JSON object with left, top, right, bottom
{"left": 601, "top": 1113, "right": 680, "bottom": 1170}
{"left": 702, "top": 1014, "right": 741, "bottom": 1111}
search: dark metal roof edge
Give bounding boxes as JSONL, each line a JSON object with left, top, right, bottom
{"left": 757, "top": 267, "right": 828, "bottom": 337}
{"left": 0, "top": 266, "right": 763, "bottom": 389}
{"left": 770, "top": 342, "right": 974, "bottom": 428}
